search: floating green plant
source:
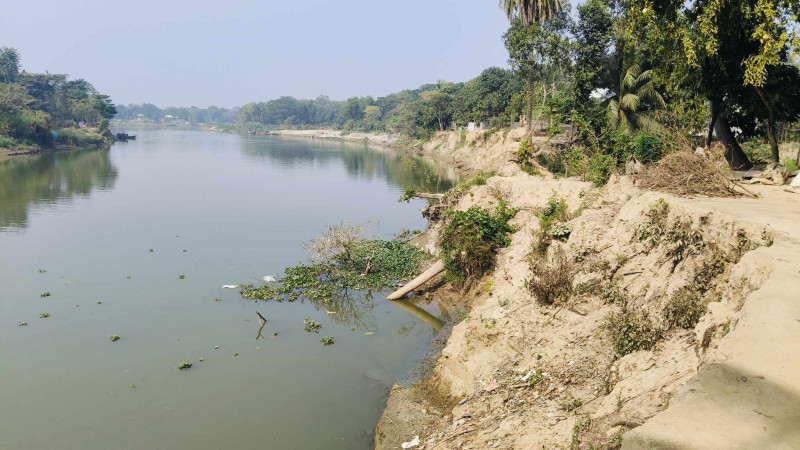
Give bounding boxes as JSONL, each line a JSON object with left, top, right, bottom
{"left": 110, "top": 335, "right": 120, "bottom": 342}
{"left": 37, "top": 269, "right": 46, "bottom": 274}
{"left": 178, "top": 362, "right": 192, "bottom": 370}
{"left": 179, "top": 275, "right": 185, "bottom": 280}
{"left": 303, "top": 318, "right": 322, "bottom": 333}
{"left": 321, "top": 336, "right": 335, "bottom": 346}
{"left": 40, "top": 292, "right": 51, "bottom": 298}
{"left": 149, "top": 249, "right": 154, "bottom": 253}
{"left": 39, "top": 313, "right": 50, "bottom": 318}
{"left": 19, "top": 321, "right": 27, "bottom": 326}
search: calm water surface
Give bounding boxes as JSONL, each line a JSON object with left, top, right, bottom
{"left": 0, "top": 129, "right": 453, "bottom": 449}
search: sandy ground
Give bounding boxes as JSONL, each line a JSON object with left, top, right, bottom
{"left": 267, "top": 129, "right": 407, "bottom": 148}
{"left": 372, "top": 131, "right": 800, "bottom": 449}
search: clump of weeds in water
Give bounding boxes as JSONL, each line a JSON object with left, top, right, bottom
{"left": 19, "top": 321, "right": 27, "bottom": 326}
{"left": 304, "top": 318, "right": 322, "bottom": 333}
{"left": 239, "top": 221, "right": 429, "bottom": 304}
{"left": 321, "top": 336, "right": 335, "bottom": 346}
{"left": 39, "top": 313, "right": 50, "bottom": 318}
{"left": 178, "top": 362, "right": 192, "bottom": 370}
{"left": 40, "top": 292, "right": 51, "bottom": 298}
{"left": 179, "top": 275, "right": 185, "bottom": 280}
{"left": 149, "top": 248, "right": 154, "bottom": 253}
{"left": 439, "top": 201, "right": 519, "bottom": 286}
{"left": 110, "top": 335, "right": 120, "bottom": 342}
{"left": 37, "top": 269, "right": 46, "bottom": 274}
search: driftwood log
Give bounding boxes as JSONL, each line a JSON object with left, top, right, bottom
{"left": 387, "top": 260, "right": 445, "bottom": 300}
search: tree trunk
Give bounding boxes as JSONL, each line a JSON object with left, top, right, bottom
{"left": 525, "top": 72, "right": 534, "bottom": 133}
{"left": 714, "top": 114, "right": 753, "bottom": 170}
{"left": 754, "top": 86, "right": 780, "bottom": 164}
{"left": 386, "top": 261, "right": 445, "bottom": 300}
{"left": 707, "top": 98, "right": 721, "bottom": 149}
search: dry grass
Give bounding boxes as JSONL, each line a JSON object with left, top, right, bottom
{"left": 638, "top": 147, "right": 739, "bottom": 197}
{"left": 527, "top": 247, "right": 574, "bottom": 306}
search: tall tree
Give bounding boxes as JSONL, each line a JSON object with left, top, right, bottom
{"left": 499, "top": 0, "right": 567, "bottom": 133}
{"left": 0, "top": 47, "right": 20, "bottom": 83}
{"left": 572, "top": 0, "right": 613, "bottom": 108}
{"left": 623, "top": 0, "right": 799, "bottom": 168}
{"left": 607, "top": 63, "right": 666, "bottom": 133}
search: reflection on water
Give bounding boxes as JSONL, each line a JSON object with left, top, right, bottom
{"left": 0, "top": 130, "right": 451, "bottom": 450}
{"left": 0, "top": 149, "right": 117, "bottom": 230}
{"left": 240, "top": 137, "right": 455, "bottom": 194}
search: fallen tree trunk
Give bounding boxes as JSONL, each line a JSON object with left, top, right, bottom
{"left": 415, "top": 192, "right": 445, "bottom": 200}
{"left": 387, "top": 260, "right": 445, "bottom": 300}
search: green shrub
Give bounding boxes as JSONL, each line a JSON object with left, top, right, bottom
{"left": 397, "top": 186, "right": 417, "bottom": 203}
{"left": 537, "top": 152, "right": 565, "bottom": 175}
{"left": 784, "top": 158, "right": 798, "bottom": 172}
{"left": 440, "top": 202, "right": 519, "bottom": 284}
{"left": 741, "top": 141, "right": 771, "bottom": 165}
{"left": 632, "top": 132, "right": 664, "bottom": 163}
{"left": 606, "top": 305, "right": 662, "bottom": 356}
{"left": 517, "top": 140, "right": 533, "bottom": 165}
{"left": 564, "top": 147, "right": 587, "bottom": 178}
{"left": 663, "top": 288, "right": 707, "bottom": 329}
{"left": 537, "top": 196, "right": 570, "bottom": 232}
{"left": 587, "top": 153, "right": 615, "bottom": 186}
{"left": 0, "top": 136, "right": 17, "bottom": 148}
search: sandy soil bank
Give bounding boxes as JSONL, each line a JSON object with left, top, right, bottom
{"left": 374, "top": 130, "right": 800, "bottom": 449}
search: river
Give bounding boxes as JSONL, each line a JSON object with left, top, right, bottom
{"left": 0, "top": 129, "right": 453, "bottom": 449}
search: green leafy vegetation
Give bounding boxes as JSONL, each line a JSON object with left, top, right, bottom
{"left": 178, "top": 362, "right": 192, "bottom": 370}
{"left": 40, "top": 292, "right": 51, "bottom": 298}
{"left": 439, "top": 202, "right": 519, "bottom": 284}
{"left": 320, "top": 336, "right": 335, "bottom": 346}
{"left": 397, "top": 186, "right": 417, "bottom": 203}
{"left": 303, "top": 319, "right": 322, "bottom": 333}
{"left": 39, "top": 312, "right": 50, "bottom": 318}
{"left": 663, "top": 288, "right": 707, "bottom": 330}
{"left": 109, "top": 335, "right": 120, "bottom": 342}
{"left": 240, "top": 224, "right": 429, "bottom": 304}
{"left": 606, "top": 305, "right": 662, "bottom": 357}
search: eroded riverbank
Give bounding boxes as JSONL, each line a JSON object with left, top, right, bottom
{"left": 373, "top": 129, "right": 800, "bottom": 449}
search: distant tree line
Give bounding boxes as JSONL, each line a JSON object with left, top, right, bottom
{"left": 0, "top": 46, "right": 116, "bottom": 149}
{"left": 237, "top": 67, "right": 524, "bottom": 139}
{"left": 115, "top": 103, "right": 238, "bottom": 124}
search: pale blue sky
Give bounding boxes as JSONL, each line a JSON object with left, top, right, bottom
{"left": 1, "top": 0, "right": 513, "bottom": 108}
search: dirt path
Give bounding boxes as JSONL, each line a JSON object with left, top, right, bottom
{"left": 624, "top": 187, "right": 800, "bottom": 449}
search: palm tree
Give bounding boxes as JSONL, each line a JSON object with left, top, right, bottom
{"left": 607, "top": 64, "right": 666, "bottom": 133}
{"left": 500, "top": 0, "right": 563, "bottom": 25}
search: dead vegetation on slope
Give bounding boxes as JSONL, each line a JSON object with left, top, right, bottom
{"left": 637, "top": 149, "right": 739, "bottom": 198}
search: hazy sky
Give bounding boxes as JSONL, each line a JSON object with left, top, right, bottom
{"left": 1, "top": 0, "right": 513, "bottom": 108}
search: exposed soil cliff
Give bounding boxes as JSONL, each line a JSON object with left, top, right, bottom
{"left": 375, "top": 130, "right": 800, "bottom": 449}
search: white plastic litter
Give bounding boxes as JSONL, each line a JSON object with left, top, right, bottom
{"left": 262, "top": 275, "right": 276, "bottom": 282}
{"left": 221, "top": 285, "right": 238, "bottom": 289}
{"left": 521, "top": 370, "right": 533, "bottom": 381}
{"left": 401, "top": 436, "right": 420, "bottom": 449}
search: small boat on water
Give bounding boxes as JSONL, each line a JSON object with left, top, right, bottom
{"left": 116, "top": 133, "right": 136, "bottom": 141}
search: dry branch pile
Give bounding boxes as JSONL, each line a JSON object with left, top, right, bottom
{"left": 638, "top": 149, "right": 739, "bottom": 197}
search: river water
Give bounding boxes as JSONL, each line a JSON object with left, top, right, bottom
{"left": 0, "top": 129, "right": 453, "bottom": 449}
